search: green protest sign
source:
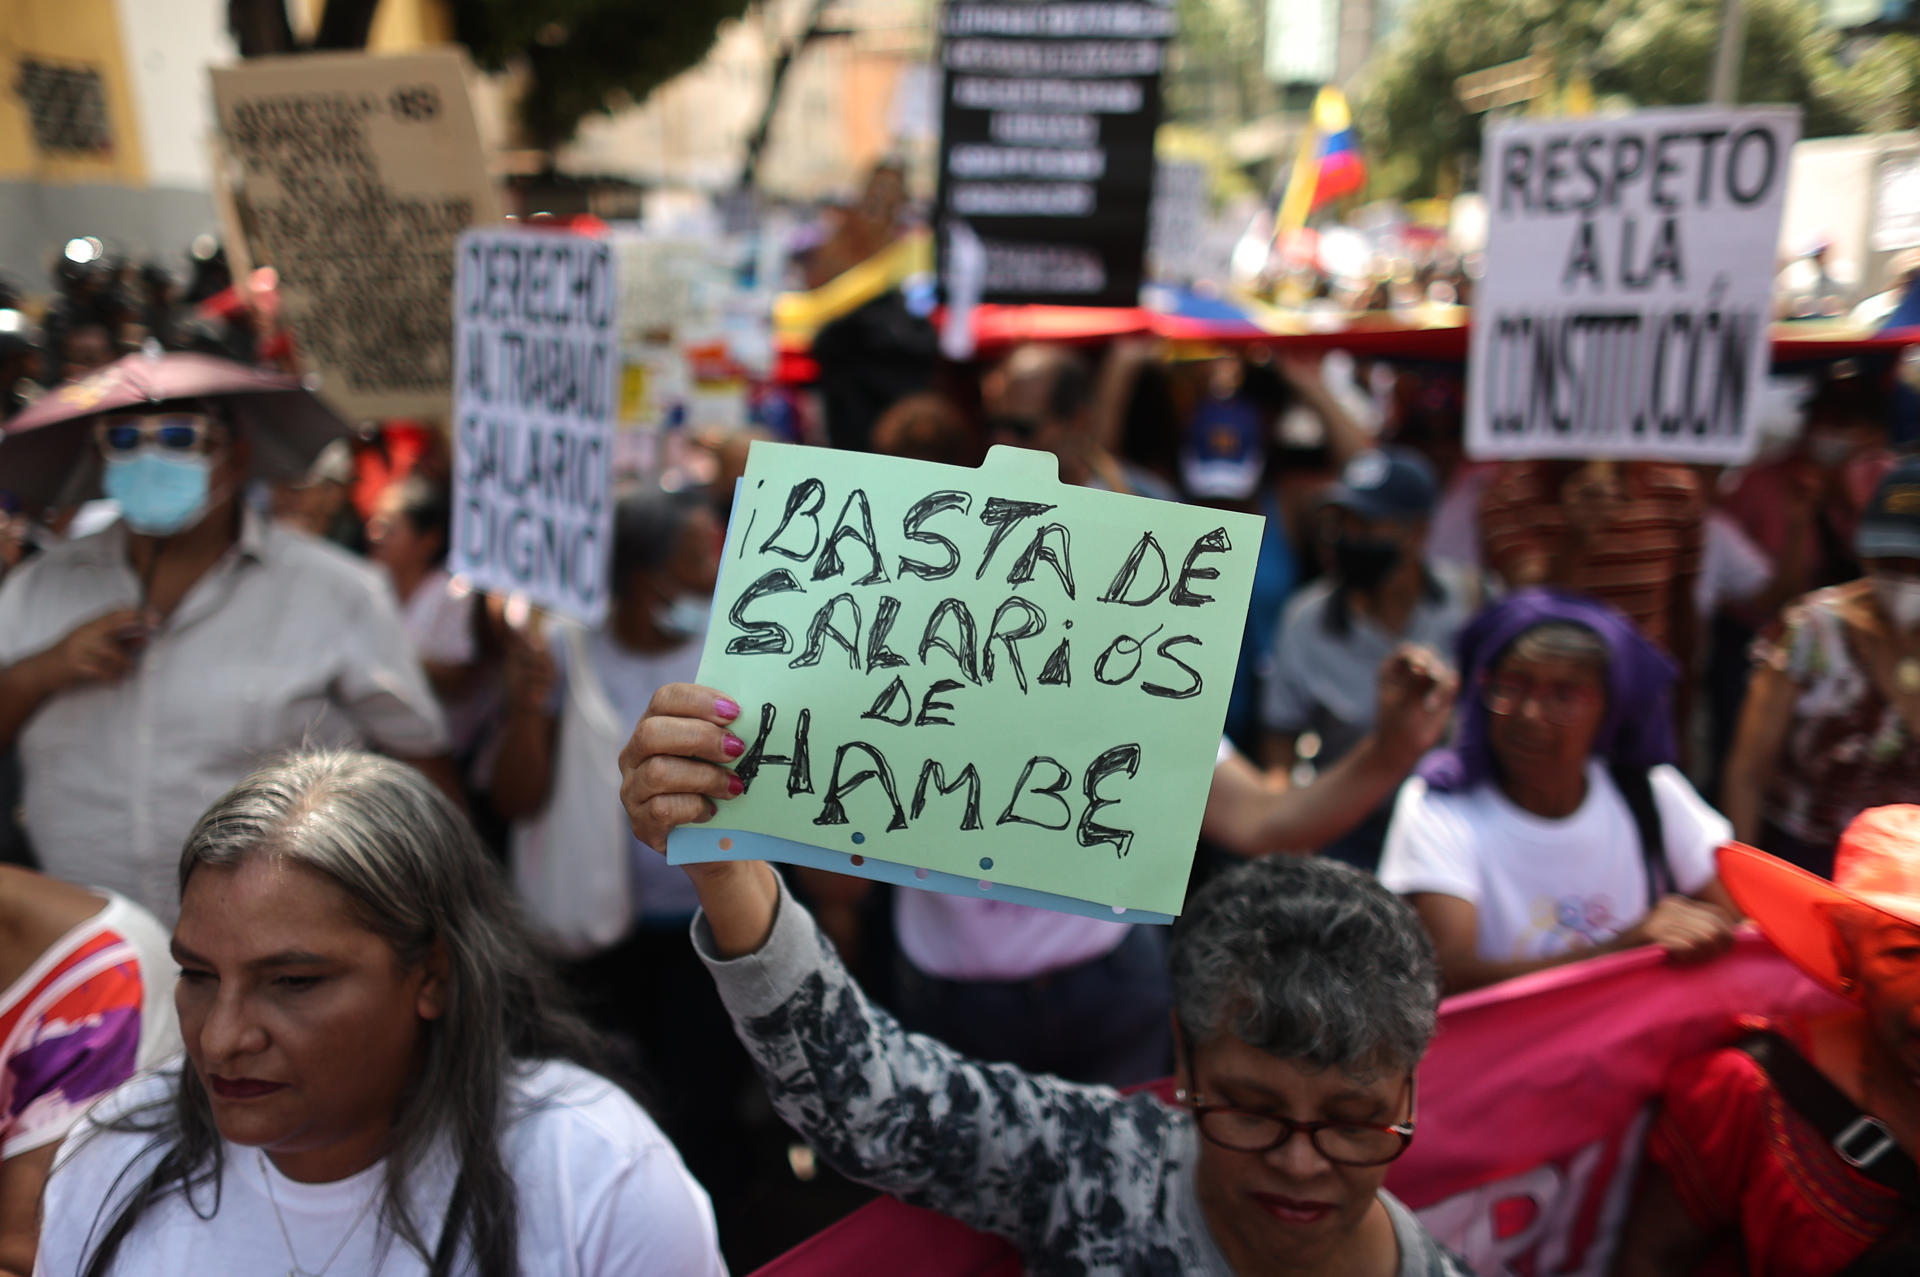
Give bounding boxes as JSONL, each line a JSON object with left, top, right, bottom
{"left": 667, "top": 442, "right": 1262, "bottom": 920}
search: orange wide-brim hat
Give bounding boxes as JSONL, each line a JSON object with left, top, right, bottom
{"left": 1718, "top": 805, "right": 1920, "bottom": 999}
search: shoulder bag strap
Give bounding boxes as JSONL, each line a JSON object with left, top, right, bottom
{"left": 1738, "top": 1030, "right": 1920, "bottom": 1201}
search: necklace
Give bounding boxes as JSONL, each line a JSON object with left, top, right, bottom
{"left": 259, "top": 1151, "right": 381, "bottom": 1277}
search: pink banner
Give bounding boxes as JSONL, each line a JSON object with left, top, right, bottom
{"left": 753, "top": 930, "right": 1838, "bottom": 1277}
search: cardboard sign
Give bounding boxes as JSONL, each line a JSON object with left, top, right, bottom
{"left": 451, "top": 229, "right": 618, "bottom": 625}
{"left": 669, "top": 443, "right": 1262, "bottom": 920}
{"left": 211, "top": 51, "right": 501, "bottom": 422}
{"left": 933, "top": 0, "right": 1174, "bottom": 307}
{"left": 1466, "top": 108, "right": 1799, "bottom": 464}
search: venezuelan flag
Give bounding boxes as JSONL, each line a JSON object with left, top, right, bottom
{"left": 1275, "top": 87, "right": 1367, "bottom": 240}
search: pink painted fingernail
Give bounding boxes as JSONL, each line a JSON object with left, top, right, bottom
{"left": 727, "top": 774, "right": 745, "bottom": 796}
{"left": 715, "top": 697, "right": 740, "bottom": 721}
{"left": 723, "top": 733, "right": 745, "bottom": 758}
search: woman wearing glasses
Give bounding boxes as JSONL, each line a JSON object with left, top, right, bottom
{"left": 1378, "top": 590, "right": 1740, "bottom": 992}
{"left": 620, "top": 681, "right": 1471, "bottom": 1277}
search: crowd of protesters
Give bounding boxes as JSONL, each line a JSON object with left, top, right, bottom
{"left": 0, "top": 218, "right": 1916, "bottom": 1277}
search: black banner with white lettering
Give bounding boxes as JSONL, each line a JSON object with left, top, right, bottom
{"left": 933, "top": 1, "right": 1174, "bottom": 308}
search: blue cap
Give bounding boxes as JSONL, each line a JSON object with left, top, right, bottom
{"left": 1326, "top": 447, "right": 1438, "bottom": 522}
{"left": 1857, "top": 455, "right": 1920, "bottom": 562}
{"left": 1179, "top": 395, "right": 1267, "bottom": 501}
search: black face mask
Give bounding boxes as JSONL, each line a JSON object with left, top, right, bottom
{"left": 1332, "top": 535, "right": 1404, "bottom": 590}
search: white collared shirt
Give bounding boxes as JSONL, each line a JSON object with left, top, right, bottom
{"left": 0, "top": 510, "right": 448, "bottom": 919}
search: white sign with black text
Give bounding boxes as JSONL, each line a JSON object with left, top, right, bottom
{"left": 1466, "top": 107, "right": 1799, "bottom": 464}
{"left": 452, "top": 229, "right": 618, "bottom": 625}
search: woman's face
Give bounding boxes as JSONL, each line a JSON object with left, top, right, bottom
{"left": 367, "top": 489, "right": 436, "bottom": 579}
{"left": 1484, "top": 646, "right": 1609, "bottom": 799}
{"left": 172, "top": 856, "right": 446, "bottom": 1183}
{"left": 1853, "top": 917, "right": 1920, "bottom": 1077}
{"left": 1183, "top": 1032, "right": 1409, "bottom": 1273}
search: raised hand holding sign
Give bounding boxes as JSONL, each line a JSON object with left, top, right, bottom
{"left": 667, "top": 443, "right": 1262, "bottom": 921}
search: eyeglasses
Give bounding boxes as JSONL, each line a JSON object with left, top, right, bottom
{"left": 1176, "top": 1078, "right": 1417, "bottom": 1167}
{"left": 96, "top": 413, "right": 220, "bottom": 456}
{"left": 1481, "top": 675, "right": 1605, "bottom": 726}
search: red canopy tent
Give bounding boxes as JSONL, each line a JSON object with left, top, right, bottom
{"left": 775, "top": 301, "right": 1920, "bottom": 384}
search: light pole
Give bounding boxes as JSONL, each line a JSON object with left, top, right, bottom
{"left": 1709, "top": 0, "right": 1748, "bottom": 104}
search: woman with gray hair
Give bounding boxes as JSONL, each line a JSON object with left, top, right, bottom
{"left": 618, "top": 681, "right": 1472, "bottom": 1277}
{"left": 34, "top": 751, "right": 725, "bottom": 1277}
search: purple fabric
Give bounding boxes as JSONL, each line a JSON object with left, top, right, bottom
{"left": 1416, "top": 589, "right": 1679, "bottom": 794}
{"left": 6, "top": 1003, "right": 140, "bottom": 1118}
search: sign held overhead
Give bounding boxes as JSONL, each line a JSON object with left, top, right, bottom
{"left": 670, "top": 442, "right": 1263, "bottom": 921}
{"left": 1466, "top": 107, "right": 1799, "bottom": 465}
{"left": 933, "top": 0, "right": 1174, "bottom": 308}
{"left": 210, "top": 51, "right": 500, "bottom": 422}
{"left": 451, "top": 228, "right": 618, "bottom": 625}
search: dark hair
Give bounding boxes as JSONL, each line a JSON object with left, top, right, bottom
{"left": 1170, "top": 856, "right": 1440, "bottom": 1076}
{"left": 610, "top": 484, "right": 705, "bottom": 591}
{"left": 1499, "top": 621, "right": 1610, "bottom": 674}
{"left": 872, "top": 393, "right": 975, "bottom": 466}
{"left": 1046, "top": 353, "right": 1094, "bottom": 423}
{"left": 76, "top": 752, "right": 605, "bottom": 1277}
{"left": 390, "top": 474, "right": 452, "bottom": 565}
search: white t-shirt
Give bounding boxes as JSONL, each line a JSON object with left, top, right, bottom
{"left": 893, "top": 737, "right": 1248, "bottom": 981}
{"left": 1378, "top": 762, "right": 1728, "bottom": 961}
{"left": 400, "top": 567, "right": 478, "bottom": 665}
{"left": 37, "top": 1060, "right": 726, "bottom": 1277}
{"left": 1696, "top": 508, "right": 1773, "bottom": 618}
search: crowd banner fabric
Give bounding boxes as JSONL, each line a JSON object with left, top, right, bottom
{"left": 1466, "top": 107, "right": 1800, "bottom": 464}
{"left": 210, "top": 51, "right": 502, "bottom": 422}
{"left": 669, "top": 442, "right": 1262, "bottom": 920}
{"left": 1392, "top": 934, "right": 1838, "bottom": 1273}
{"left": 451, "top": 228, "right": 618, "bottom": 626}
{"left": 932, "top": 0, "right": 1175, "bottom": 308}
{"left": 749, "top": 934, "right": 1839, "bottom": 1276}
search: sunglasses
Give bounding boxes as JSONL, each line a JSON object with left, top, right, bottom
{"left": 96, "top": 413, "right": 221, "bottom": 456}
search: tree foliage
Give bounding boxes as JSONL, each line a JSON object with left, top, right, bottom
{"left": 1827, "top": 32, "right": 1920, "bottom": 133}
{"left": 230, "top": 0, "right": 752, "bottom": 153}
{"left": 1165, "top": 0, "right": 1277, "bottom": 128}
{"left": 450, "top": 0, "right": 753, "bottom": 152}
{"left": 1356, "top": 0, "right": 1885, "bottom": 200}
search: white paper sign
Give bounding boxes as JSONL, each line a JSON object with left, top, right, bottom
{"left": 452, "top": 229, "right": 618, "bottom": 624}
{"left": 1467, "top": 108, "right": 1799, "bottom": 464}
{"left": 1873, "top": 153, "right": 1920, "bottom": 253}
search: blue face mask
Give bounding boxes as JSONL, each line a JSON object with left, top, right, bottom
{"left": 103, "top": 451, "right": 214, "bottom": 535}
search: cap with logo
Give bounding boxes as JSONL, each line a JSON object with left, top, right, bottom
{"left": 1325, "top": 447, "right": 1439, "bottom": 523}
{"left": 1179, "top": 395, "right": 1268, "bottom": 501}
{"left": 1856, "top": 455, "right": 1920, "bottom": 562}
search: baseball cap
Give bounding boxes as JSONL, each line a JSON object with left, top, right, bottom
{"left": 1855, "top": 455, "right": 1920, "bottom": 562}
{"left": 1180, "top": 395, "right": 1267, "bottom": 501}
{"left": 1325, "top": 447, "right": 1438, "bottom": 522}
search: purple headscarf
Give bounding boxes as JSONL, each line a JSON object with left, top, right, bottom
{"left": 1417, "top": 589, "right": 1679, "bottom": 794}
